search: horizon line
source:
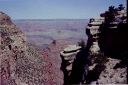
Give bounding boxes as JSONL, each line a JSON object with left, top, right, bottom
{"left": 13, "top": 18, "right": 89, "bottom": 20}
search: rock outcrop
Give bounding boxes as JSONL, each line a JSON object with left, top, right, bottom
{"left": 60, "top": 4, "right": 127, "bottom": 84}
{"left": 0, "top": 12, "right": 46, "bottom": 85}
{"left": 0, "top": 12, "right": 65, "bottom": 85}
{"left": 60, "top": 45, "right": 81, "bottom": 84}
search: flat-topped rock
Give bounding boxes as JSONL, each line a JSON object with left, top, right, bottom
{"left": 60, "top": 50, "right": 80, "bottom": 60}
{"left": 86, "top": 26, "right": 100, "bottom": 29}
{"left": 63, "top": 45, "right": 81, "bottom": 53}
{"left": 88, "top": 21, "right": 103, "bottom": 26}
{"left": 60, "top": 45, "right": 81, "bottom": 61}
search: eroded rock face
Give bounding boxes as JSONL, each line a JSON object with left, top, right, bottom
{"left": 60, "top": 5, "right": 127, "bottom": 84}
{"left": 60, "top": 45, "right": 81, "bottom": 84}
{"left": 0, "top": 12, "right": 64, "bottom": 85}
{"left": 0, "top": 12, "right": 45, "bottom": 85}
{"left": 85, "top": 6, "right": 127, "bottom": 84}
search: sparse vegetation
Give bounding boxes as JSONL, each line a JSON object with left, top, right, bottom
{"left": 78, "top": 39, "right": 86, "bottom": 49}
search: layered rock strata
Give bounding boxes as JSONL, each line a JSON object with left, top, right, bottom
{"left": 85, "top": 5, "right": 127, "bottom": 84}
{"left": 60, "top": 45, "right": 81, "bottom": 84}
{"left": 60, "top": 5, "right": 127, "bottom": 84}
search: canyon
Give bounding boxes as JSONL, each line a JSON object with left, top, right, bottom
{"left": 0, "top": 4, "right": 127, "bottom": 85}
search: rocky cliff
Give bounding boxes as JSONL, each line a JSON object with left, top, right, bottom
{"left": 0, "top": 12, "right": 65, "bottom": 85}
{"left": 60, "top": 4, "right": 127, "bottom": 84}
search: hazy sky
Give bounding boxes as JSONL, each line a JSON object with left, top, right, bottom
{"left": 0, "top": 0, "right": 126, "bottom": 19}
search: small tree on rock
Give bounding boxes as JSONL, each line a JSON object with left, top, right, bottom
{"left": 78, "top": 39, "right": 86, "bottom": 49}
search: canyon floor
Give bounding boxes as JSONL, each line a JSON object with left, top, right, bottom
{"left": 14, "top": 19, "right": 88, "bottom": 48}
